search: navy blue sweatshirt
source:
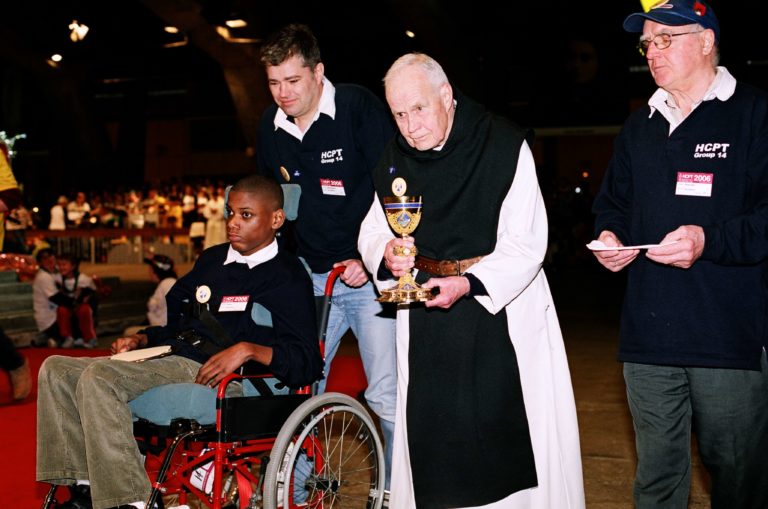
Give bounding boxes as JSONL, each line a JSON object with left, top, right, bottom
{"left": 144, "top": 243, "right": 323, "bottom": 389}
{"left": 593, "top": 82, "right": 768, "bottom": 370}
{"left": 257, "top": 83, "right": 395, "bottom": 273}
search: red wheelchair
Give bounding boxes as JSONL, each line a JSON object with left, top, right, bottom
{"left": 42, "top": 266, "right": 386, "bottom": 509}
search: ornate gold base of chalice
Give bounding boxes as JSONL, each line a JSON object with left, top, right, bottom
{"left": 376, "top": 195, "right": 434, "bottom": 304}
{"left": 377, "top": 272, "right": 434, "bottom": 303}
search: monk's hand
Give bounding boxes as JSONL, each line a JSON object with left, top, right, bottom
{"left": 423, "top": 276, "right": 470, "bottom": 309}
{"left": 384, "top": 236, "right": 415, "bottom": 277}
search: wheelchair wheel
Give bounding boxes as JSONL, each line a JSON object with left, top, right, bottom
{"left": 262, "top": 392, "right": 385, "bottom": 509}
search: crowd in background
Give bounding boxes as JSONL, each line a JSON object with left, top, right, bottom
{"left": 2, "top": 173, "right": 597, "bottom": 271}
{"left": 42, "top": 179, "right": 228, "bottom": 231}
{"left": 2, "top": 177, "right": 234, "bottom": 255}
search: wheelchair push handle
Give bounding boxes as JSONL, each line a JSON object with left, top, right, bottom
{"left": 324, "top": 265, "right": 346, "bottom": 296}
{"left": 317, "top": 265, "right": 346, "bottom": 353}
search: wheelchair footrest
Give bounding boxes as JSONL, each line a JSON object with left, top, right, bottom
{"left": 134, "top": 418, "right": 214, "bottom": 456}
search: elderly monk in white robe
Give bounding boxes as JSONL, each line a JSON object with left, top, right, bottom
{"left": 358, "top": 52, "right": 585, "bottom": 509}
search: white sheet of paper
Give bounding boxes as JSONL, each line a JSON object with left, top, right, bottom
{"left": 110, "top": 345, "right": 173, "bottom": 362}
{"left": 586, "top": 240, "right": 679, "bottom": 251}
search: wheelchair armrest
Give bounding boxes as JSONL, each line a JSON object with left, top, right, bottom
{"left": 219, "top": 392, "right": 311, "bottom": 441}
{"left": 214, "top": 371, "right": 311, "bottom": 440}
{"left": 238, "top": 360, "right": 274, "bottom": 377}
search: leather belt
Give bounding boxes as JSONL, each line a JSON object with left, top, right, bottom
{"left": 414, "top": 255, "right": 483, "bottom": 276}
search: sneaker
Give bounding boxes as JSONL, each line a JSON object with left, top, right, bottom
{"left": 47, "top": 338, "right": 59, "bottom": 348}
{"left": 33, "top": 333, "right": 49, "bottom": 347}
{"left": 61, "top": 337, "right": 75, "bottom": 349}
{"left": 59, "top": 484, "right": 92, "bottom": 509}
{"left": 107, "top": 502, "right": 161, "bottom": 509}
{"left": 10, "top": 357, "right": 31, "bottom": 400}
{"left": 72, "top": 338, "right": 97, "bottom": 348}
{"left": 190, "top": 458, "right": 215, "bottom": 495}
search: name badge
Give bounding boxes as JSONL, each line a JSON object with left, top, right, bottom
{"left": 675, "top": 172, "right": 713, "bottom": 197}
{"left": 319, "top": 178, "right": 346, "bottom": 196}
{"left": 219, "top": 295, "right": 249, "bottom": 312}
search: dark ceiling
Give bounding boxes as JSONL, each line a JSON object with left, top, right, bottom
{"left": 0, "top": 0, "right": 765, "bottom": 201}
{"left": 2, "top": 1, "right": 763, "bottom": 108}
{"left": 1, "top": 1, "right": 765, "bottom": 119}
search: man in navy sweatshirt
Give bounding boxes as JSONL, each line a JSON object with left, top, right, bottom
{"left": 591, "top": 1, "right": 768, "bottom": 507}
{"left": 256, "top": 23, "right": 397, "bottom": 486}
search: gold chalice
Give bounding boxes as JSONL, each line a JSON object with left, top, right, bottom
{"left": 377, "top": 195, "right": 434, "bottom": 303}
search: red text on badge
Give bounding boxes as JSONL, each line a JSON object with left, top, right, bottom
{"left": 219, "top": 295, "right": 250, "bottom": 312}
{"left": 320, "top": 178, "right": 346, "bottom": 196}
{"left": 676, "top": 172, "right": 713, "bottom": 197}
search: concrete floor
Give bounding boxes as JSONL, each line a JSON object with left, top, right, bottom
{"left": 84, "top": 261, "right": 713, "bottom": 508}
{"left": 549, "top": 265, "right": 710, "bottom": 509}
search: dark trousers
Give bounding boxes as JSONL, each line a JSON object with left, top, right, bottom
{"left": 0, "top": 326, "right": 24, "bottom": 372}
{"left": 624, "top": 350, "right": 768, "bottom": 509}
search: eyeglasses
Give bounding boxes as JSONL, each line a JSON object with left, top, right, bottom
{"left": 637, "top": 30, "right": 703, "bottom": 57}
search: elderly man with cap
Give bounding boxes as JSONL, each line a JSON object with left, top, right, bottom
{"left": 591, "top": 1, "right": 768, "bottom": 507}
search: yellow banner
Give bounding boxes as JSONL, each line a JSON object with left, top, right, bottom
{"left": 640, "top": 0, "right": 659, "bottom": 12}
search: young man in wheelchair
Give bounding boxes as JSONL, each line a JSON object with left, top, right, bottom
{"left": 36, "top": 175, "right": 324, "bottom": 509}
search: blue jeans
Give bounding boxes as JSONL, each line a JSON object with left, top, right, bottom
{"left": 624, "top": 350, "right": 768, "bottom": 509}
{"left": 312, "top": 272, "right": 396, "bottom": 487}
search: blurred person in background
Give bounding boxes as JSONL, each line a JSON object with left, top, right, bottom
{"left": 123, "top": 254, "right": 178, "bottom": 337}
{"left": 165, "top": 192, "right": 183, "bottom": 229}
{"left": 141, "top": 188, "right": 162, "bottom": 228}
{"left": 4, "top": 196, "right": 34, "bottom": 253}
{"left": 202, "top": 185, "right": 227, "bottom": 249}
{"left": 0, "top": 138, "right": 22, "bottom": 250}
{"left": 0, "top": 137, "right": 31, "bottom": 399}
{"left": 0, "top": 324, "right": 30, "bottom": 401}
{"left": 49, "top": 195, "right": 68, "bottom": 230}
{"left": 143, "top": 254, "right": 177, "bottom": 326}
{"left": 52, "top": 253, "right": 98, "bottom": 348}
{"left": 66, "top": 191, "right": 91, "bottom": 228}
{"left": 33, "top": 249, "right": 61, "bottom": 347}
{"left": 181, "top": 184, "right": 198, "bottom": 227}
